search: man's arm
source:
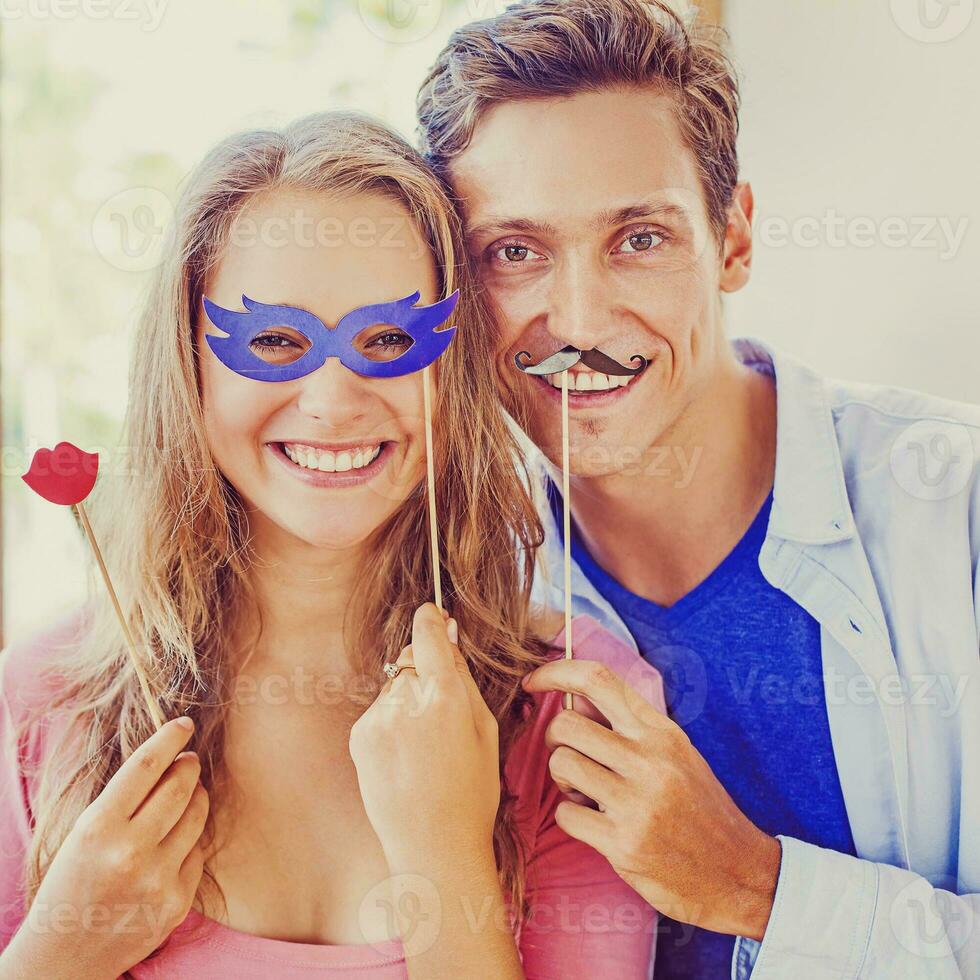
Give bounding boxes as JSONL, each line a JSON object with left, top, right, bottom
{"left": 521, "top": 656, "right": 980, "bottom": 980}
{"left": 733, "top": 836, "right": 980, "bottom": 978}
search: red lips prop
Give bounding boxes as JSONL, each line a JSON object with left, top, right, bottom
{"left": 20, "top": 440, "right": 165, "bottom": 729}
{"left": 22, "top": 442, "right": 99, "bottom": 505}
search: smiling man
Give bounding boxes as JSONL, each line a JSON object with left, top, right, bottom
{"left": 418, "top": 1, "right": 980, "bottom": 977}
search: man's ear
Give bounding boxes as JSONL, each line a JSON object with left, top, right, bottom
{"left": 719, "top": 181, "right": 754, "bottom": 293}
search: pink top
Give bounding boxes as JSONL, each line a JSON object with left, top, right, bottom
{"left": 0, "top": 613, "right": 665, "bottom": 978}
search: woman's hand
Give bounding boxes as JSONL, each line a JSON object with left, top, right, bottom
{"left": 349, "top": 604, "right": 500, "bottom": 867}
{"left": 4, "top": 716, "right": 209, "bottom": 980}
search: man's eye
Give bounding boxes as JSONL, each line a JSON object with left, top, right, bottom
{"left": 617, "top": 231, "right": 664, "bottom": 254}
{"left": 491, "top": 242, "right": 543, "bottom": 264}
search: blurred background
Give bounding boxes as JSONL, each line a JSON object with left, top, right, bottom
{"left": 1, "top": 0, "right": 978, "bottom": 644}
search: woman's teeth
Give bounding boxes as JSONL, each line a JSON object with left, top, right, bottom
{"left": 545, "top": 371, "right": 634, "bottom": 392}
{"left": 282, "top": 443, "right": 382, "bottom": 473}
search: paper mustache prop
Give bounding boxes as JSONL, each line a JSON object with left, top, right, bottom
{"left": 203, "top": 289, "right": 461, "bottom": 610}
{"left": 515, "top": 345, "right": 647, "bottom": 377}
{"left": 22, "top": 443, "right": 165, "bottom": 729}
{"left": 515, "top": 345, "right": 648, "bottom": 709}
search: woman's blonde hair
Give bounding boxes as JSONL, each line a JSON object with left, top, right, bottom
{"left": 22, "top": 111, "right": 551, "bottom": 927}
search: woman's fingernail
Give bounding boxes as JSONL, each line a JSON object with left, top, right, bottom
{"left": 176, "top": 716, "right": 194, "bottom": 730}
{"left": 520, "top": 673, "right": 530, "bottom": 688}
{"left": 447, "top": 619, "right": 458, "bottom": 644}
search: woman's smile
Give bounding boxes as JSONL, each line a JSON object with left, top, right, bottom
{"left": 266, "top": 439, "right": 395, "bottom": 489}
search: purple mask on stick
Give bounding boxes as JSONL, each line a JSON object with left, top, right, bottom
{"left": 202, "top": 290, "right": 459, "bottom": 381}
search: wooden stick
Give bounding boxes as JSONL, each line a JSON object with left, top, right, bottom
{"left": 75, "top": 502, "right": 165, "bottom": 730}
{"left": 561, "top": 370, "right": 573, "bottom": 712}
{"left": 422, "top": 365, "right": 443, "bottom": 611}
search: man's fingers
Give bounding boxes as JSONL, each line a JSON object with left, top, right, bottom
{"left": 523, "top": 659, "right": 660, "bottom": 736}
{"left": 552, "top": 798, "right": 611, "bottom": 853}
{"left": 99, "top": 717, "right": 196, "bottom": 819}
{"left": 545, "top": 709, "right": 632, "bottom": 772}
{"left": 548, "top": 744, "right": 624, "bottom": 809}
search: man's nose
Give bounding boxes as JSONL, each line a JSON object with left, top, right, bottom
{"left": 545, "top": 261, "right": 614, "bottom": 353}
{"left": 294, "top": 357, "right": 370, "bottom": 427}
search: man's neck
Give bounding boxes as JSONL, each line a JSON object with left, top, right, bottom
{"left": 568, "top": 356, "right": 777, "bottom": 608}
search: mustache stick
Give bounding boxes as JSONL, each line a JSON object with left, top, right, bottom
{"left": 559, "top": 369, "right": 573, "bottom": 710}
{"left": 516, "top": 347, "right": 649, "bottom": 710}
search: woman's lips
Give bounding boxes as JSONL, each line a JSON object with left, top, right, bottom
{"left": 267, "top": 440, "right": 393, "bottom": 488}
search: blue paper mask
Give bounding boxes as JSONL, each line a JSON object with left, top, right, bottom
{"left": 202, "top": 290, "right": 460, "bottom": 381}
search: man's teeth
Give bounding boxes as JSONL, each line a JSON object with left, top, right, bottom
{"left": 282, "top": 444, "right": 383, "bottom": 472}
{"left": 545, "top": 371, "right": 634, "bottom": 392}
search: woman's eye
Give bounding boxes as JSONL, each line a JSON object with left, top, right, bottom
{"left": 617, "top": 231, "right": 664, "bottom": 254}
{"left": 247, "top": 332, "right": 305, "bottom": 360}
{"left": 369, "top": 331, "right": 412, "bottom": 350}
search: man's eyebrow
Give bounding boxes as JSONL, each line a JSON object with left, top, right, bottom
{"left": 465, "top": 201, "right": 693, "bottom": 242}
{"left": 465, "top": 217, "right": 560, "bottom": 241}
{"left": 592, "top": 201, "right": 693, "bottom": 230}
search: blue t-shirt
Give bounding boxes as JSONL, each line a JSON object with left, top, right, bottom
{"left": 548, "top": 482, "right": 857, "bottom": 979}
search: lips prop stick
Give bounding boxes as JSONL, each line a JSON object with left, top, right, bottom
{"left": 22, "top": 442, "right": 165, "bottom": 729}
{"left": 202, "top": 289, "right": 461, "bottom": 611}
{"left": 515, "top": 346, "right": 647, "bottom": 710}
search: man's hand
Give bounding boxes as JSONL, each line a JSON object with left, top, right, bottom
{"left": 522, "top": 658, "right": 781, "bottom": 940}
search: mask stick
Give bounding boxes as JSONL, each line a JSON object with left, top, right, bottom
{"left": 422, "top": 364, "right": 443, "bottom": 611}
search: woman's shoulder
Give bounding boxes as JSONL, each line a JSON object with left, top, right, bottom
{"left": 505, "top": 613, "right": 665, "bottom": 790}
{"left": 0, "top": 607, "right": 91, "bottom": 723}
{"left": 529, "top": 611, "right": 666, "bottom": 705}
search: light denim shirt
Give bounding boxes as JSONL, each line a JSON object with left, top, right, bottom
{"left": 524, "top": 338, "right": 980, "bottom": 978}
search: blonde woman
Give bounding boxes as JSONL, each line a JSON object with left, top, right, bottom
{"left": 0, "top": 112, "right": 662, "bottom": 978}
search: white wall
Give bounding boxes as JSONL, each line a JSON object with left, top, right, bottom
{"left": 724, "top": 0, "right": 979, "bottom": 404}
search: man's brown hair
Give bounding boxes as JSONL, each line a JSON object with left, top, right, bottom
{"left": 417, "top": 0, "right": 741, "bottom": 243}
